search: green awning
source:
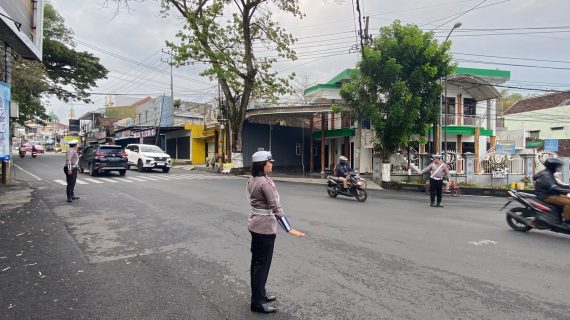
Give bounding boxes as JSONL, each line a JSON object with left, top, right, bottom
{"left": 312, "top": 128, "right": 355, "bottom": 140}
{"left": 428, "top": 126, "right": 493, "bottom": 136}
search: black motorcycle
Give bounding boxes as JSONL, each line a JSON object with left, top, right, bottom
{"left": 18, "top": 146, "right": 26, "bottom": 158}
{"left": 501, "top": 190, "right": 570, "bottom": 235}
{"left": 327, "top": 171, "right": 368, "bottom": 202}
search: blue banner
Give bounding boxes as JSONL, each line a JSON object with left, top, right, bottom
{"left": 544, "top": 139, "right": 559, "bottom": 152}
{"left": 0, "top": 82, "right": 10, "bottom": 161}
{"left": 496, "top": 144, "right": 515, "bottom": 155}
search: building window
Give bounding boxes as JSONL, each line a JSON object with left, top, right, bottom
{"left": 529, "top": 130, "right": 540, "bottom": 139}
{"left": 464, "top": 98, "right": 477, "bottom": 116}
{"left": 462, "top": 142, "right": 475, "bottom": 154}
{"left": 442, "top": 96, "right": 455, "bottom": 114}
{"left": 551, "top": 126, "right": 564, "bottom": 131}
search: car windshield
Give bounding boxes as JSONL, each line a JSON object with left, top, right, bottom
{"left": 98, "top": 146, "right": 123, "bottom": 155}
{"left": 140, "top": 145, "right": 164, "bottom": 153}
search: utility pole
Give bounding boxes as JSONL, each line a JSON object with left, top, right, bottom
{"left": 161, "top": 49, "right": 174, "bottom": 108}
{"left": 353, "top": 8, "right": 370, "bottom": 173}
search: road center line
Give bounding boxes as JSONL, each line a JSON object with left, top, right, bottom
{"left": 14, "top": 163, "right": 42, "bottom": 181}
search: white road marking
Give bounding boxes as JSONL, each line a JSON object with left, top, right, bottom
{"left": 117, "top": 177, "right": 134, "bottom": 182}
{"left": 125, "top": 177, "right": 146, "bottom": 182}
{"left": 98, "top": 178, "right": 119, "bottom": 183}
{"left": 468, "top": 240, "right": 497, "bottom": 246}
{"left": 14, "top": 164, "right": 42, "bottom": 181}
{"left": 54, "top": 179, "right": 67, "bottom": 185}
{"left": 83, "top": 178, "right": 103, "bottom": 184}
{"left": 75, "top": 179, "right": 88, "bottom": 185}
{"left": 136, "top": 176, "right": 160, "bottom": 181}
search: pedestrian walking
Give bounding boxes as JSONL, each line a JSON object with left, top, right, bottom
{"left": 246, "top": 150, "right": 304, "bottom": 314}
{"left": 418, "top": 154, "right": 450, "bottom": 208}
{"left": 64, "top": 140, "right": 80, "bottom": 203}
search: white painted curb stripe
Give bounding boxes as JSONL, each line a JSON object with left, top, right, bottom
{"left": 14, "top": 164, "right": 42, "bottom": 180}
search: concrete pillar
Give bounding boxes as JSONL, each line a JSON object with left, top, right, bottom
{"left": 463, "top": 152, "right": 475, "bottom": 183}
{"left": 457, "top": 135, "right": 463, "bottom": 173}
{"left": 420, "top": 153, "right": 430, "bottom": 171}
{"left": 435, "top": 124, "right": 441, "bottom": 154}
{"left": 561, "top": 157, "right": 570, "bottom": 184}
{"left": 474, "top": 127, "right": 480, "bottom": 174}
{"left": 373, "top": 153, "right": 382, "bottom": 185}
{"left": 521, "top": 153, "right": 535, "bottom": 178}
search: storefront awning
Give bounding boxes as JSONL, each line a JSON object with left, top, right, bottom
{"left": 446, "top": 74, "right": 501, "bottom": 101}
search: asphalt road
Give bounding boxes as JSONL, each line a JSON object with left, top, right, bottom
{"left": 2, "top": 152, "right": 569, "bottom": 320}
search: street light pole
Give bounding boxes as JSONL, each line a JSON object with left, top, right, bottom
{"left": 441, "top": 22, "right": 462, "bottom": 159}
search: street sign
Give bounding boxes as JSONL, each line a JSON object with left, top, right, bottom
{"left": 496, "top": 144, "right": 515, "bottom": 155}
{"left": 526, "top": 140, "right": 543, "bottom": 147}
{"left": 544, "top": 139, "right": 559, "bottom": 152}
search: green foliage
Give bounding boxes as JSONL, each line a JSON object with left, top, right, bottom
{"left": 330, "top": 104, "right": 343, "bottom": 114}
{"left": 340, "top": 20, "right": 454, "bottom": 161}
{"left": 159, "top": 0, "right": 302, "bottom": 152}
{"left": 4, "top": 3, "right": 109, "bottom": 125}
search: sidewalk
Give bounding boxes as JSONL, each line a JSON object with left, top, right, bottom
{"left": 174, "top": 164, "right": 383, "bottom": 190}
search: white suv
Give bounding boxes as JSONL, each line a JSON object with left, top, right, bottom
{"left": 125, "top": 144, "right": 172, "bottom": 173}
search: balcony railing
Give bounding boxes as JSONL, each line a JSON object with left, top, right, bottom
{"left": 442, "top": 114, "right": 481, "bottom": 126}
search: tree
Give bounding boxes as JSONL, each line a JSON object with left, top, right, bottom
{"left": 340, "top": 20, "right": 454, "bottom": 161}
{"left": 42, "top": 3, "right": 109, "bottom": 103}
{"left": 1, "top": 3, "right": 109, "bottom": 125}
{"left": 109, "top": 0, "right": 302, "bottom": 153}
{"left": 496, "top": 89, "right": 524, "bottom": 115}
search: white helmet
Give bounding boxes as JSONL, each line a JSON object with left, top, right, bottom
{"left": 339, "top": 156, "right": 348, "bottom": 162}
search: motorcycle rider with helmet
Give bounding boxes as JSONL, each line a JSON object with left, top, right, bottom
{"left": 533, "top": 157, "right": 570, "bottom": 224}
{"left": 335, "top": 156, "right": 350, "bottom": 190}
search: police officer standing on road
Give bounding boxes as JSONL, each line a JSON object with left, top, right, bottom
{"left": 418, "top": 154, "right": 450, "bottom": 208}
{"left": 247, "top": 150, "right": 305, "bottom": 314}
{"left": 64, "top": 140, "right": 80, "bottom": 203}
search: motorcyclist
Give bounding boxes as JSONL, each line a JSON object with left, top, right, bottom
{"left": 533, "top": 157, "right": 570, "bottom": 224}
{"left": 335, "top": 156, "right": 350, "bottom": 190}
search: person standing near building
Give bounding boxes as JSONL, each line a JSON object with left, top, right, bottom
{"left": 247, "top": 150, "right": 305, "bottom": 314}
{"left": 418, "top": 154, "right": 450, "bottom": 208}
{"left": 64, "top": 140, "right": 80, "bottom": 203}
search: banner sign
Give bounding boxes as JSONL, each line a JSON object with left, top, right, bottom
{"left": 0, "top": 82, "right": 11, "bottom": 160}
{"left": 544, "top": 139, "right": 559, "bottom": 152}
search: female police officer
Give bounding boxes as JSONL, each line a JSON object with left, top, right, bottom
{"left": 246, "top": 150, "right": 304, "bottom": 313}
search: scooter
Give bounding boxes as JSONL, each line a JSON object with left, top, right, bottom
{"left": 18, "top": 147, "right": 26, "bottom": 158}
{"left": 327, "top": 170, "right": 368, "bottom": 202}
{"left": 31, "top": 149, "right": 37, "bottom": 158}
{"left": 501, "top": 190, "right": 570, "bottom": 235}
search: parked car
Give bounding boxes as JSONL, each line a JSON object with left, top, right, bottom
{"left": 125, "top": 144, "right": 172, "bottom": 173}
{"left": 78, "top": 145, "right": 129, "bottom": 176}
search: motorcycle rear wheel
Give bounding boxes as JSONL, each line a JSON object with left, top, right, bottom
{"left": 356, "top": 189, "right": 367, "bottom": 202}
{"left": 506, "top": 207, "right": 533, "bottom": 232}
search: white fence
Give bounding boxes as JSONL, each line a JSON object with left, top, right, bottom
{"left": 477, "top": 157, "right": 524, "bottom": 175}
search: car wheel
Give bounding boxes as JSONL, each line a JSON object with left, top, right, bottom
{"left": 119, "top": 169, "right": 126, "bottom": 176}
{"left": 89, "top": 162, "right": 97, "bottom": 176}
{"left": 137, "top": 160, "right": 144, "bottom": 172}
{"left": 162, "top": 167, "right": 170, "bottom": 173}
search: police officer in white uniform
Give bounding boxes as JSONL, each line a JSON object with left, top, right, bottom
{"left": 64, "top": 140, "right": 80, "bottom": 202}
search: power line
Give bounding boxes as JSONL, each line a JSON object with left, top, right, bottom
{"left": 453, "top": 52, "right": 570, "bottom": 65}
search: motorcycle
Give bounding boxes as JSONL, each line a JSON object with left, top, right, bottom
{"left": 501, "top": 190, "right": 570, "bottom": 235}
{"left": 327, "top": 170, "right": 368, "bottom": 202}
{"left": 18, "top": 146, "right": 26, "bottom": 158}
{"left": 31, "top": 148, "right": 37, "bottom": 158}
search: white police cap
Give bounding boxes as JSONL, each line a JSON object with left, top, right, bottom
{"left": 68, "top": 140, "right": 78, "bottom": 145}
{"left": 252, "top": 150, "right": 274, "bottom": 162}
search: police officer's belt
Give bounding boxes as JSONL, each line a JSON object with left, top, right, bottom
{"left": 250, "top": 208, "right": 275, "bottom": 216}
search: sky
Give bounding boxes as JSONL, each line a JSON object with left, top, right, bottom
{"left": 46, "top": 0, "right": 570, "bottom": 124}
